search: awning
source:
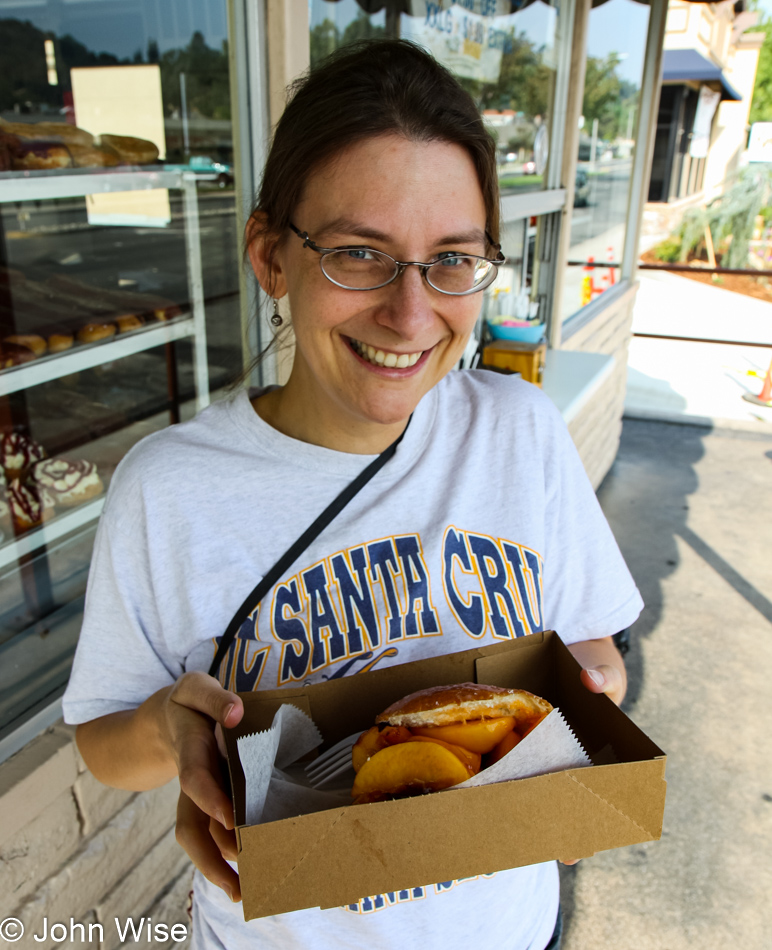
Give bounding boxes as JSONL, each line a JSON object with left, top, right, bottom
{"left": 662, "top": 49, "right": 742, "bottom": 101}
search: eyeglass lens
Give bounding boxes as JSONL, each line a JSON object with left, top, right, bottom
{"left": 321, "top": 249, "right": 495, "bottom": 294}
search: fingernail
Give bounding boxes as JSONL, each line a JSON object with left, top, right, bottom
{"left": 224, "top": 703, "right": 235, "bottom": 723}
{"left": 587, "top": 669, "right": 605, "bottom": 687}
{"left": 216, "top": 810, "right": 227, "bottom": 827}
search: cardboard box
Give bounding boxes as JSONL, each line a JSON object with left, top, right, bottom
{"left": 224, "top": 631, "right": 666, "bottom": 921}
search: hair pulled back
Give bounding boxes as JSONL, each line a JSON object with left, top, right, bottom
{"left": 253, "top": 39, "right": 500, "bottom": 251}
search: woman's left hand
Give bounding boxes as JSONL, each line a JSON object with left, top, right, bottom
{"left": 567, "top": 635, "right": 627, "bottom": 707}
{"left": 559, "top": 635, "right": 628, "bottom": 866}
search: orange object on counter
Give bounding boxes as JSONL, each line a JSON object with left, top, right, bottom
{"left": 482, "top": 340, "right": 546, "bottom": 386}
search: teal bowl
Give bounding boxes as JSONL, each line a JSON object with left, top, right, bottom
{"left": 487, "top": 322, "right": 545, "bottom": 343}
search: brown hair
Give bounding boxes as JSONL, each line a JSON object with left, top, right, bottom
{"left": 250, "top": 38, "right": 500, "bottom": 272}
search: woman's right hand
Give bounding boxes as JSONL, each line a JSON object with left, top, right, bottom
{"left": 76, "top": 671, "right": 245, "bottom": 902}
{"left": 157, "top": 672, "right": 244, "bottom": 901}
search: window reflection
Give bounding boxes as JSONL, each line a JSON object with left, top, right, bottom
{"left": 562, "top": 0, "right": 650, "bottom": 320}
{"left": 309, "top": 1, "right": 560, "bottom": 196}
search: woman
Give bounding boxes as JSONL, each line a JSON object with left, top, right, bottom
{"left": 64, "top": 40, "right": 641, "bottom": 950}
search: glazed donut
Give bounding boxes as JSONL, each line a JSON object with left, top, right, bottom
{"left": 115, "top": 314, "right": 143, "bottom": 333}
{"left": 4, "top": 334, "right": 47, "bottom": 357}
{"left": 1, "top": 342, "right": 38, "bottom": 368}
{"left": 77, "top": 323, "right": 116, "bottom": 344}
{"left": 32, "top": 458, "right": 103, "bottom": 508}
{"left": 48, "top": 332, "right": 74, "bottom": 353}
{"left": 0, "top": 432, "right": 46, "bottom": 481}
{"left": 8, "top": 478, "right": 55, "bottom": 532}
{"left": 96, "top": 134, "right": 159, "bottom": 165}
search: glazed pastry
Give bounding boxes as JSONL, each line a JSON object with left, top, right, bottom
{"left": 32, "top": 458, "right": 103, "bottom": 508}
{"left": 10, "top": 142, "right": 73, "bottom": 171}
{"left": 0, "top": 342, "right": 38, "bottom": 368}
{"left": 4, "top": 334, "right": 46, "bottom": 357}
{"left": 0, "top": 119, "right": 94, "bottom": 147}
{"left": 95, "top": 133, "right": 159, "bottom": 165}
{"left": 48, "top": 332, "right": 74, "bottom": 353}
{"left": 0, "top": 432, "right": 46, "bottom": 481}
{"left": 68, "top": 143, "right": 120, "bottom": 168}
{"left": 77, "top": 323, "right": 116, "bottom": 344}
{"left": 8, "top": 479, "right": 55, "bottom": 531}
{"left": 115, "top": 314, "right": 143, "bottom": 333}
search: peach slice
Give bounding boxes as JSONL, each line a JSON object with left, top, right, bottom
{"left": 410, "top": 716, "right": 516, "bottom": 754}
{"left": 351, "top": 741, "right": 471, "bottom": 799}
{"left": 488, "top": 728, "right": 522, "bottom": 765}
{"left": 408, "top": 735, "right": 481, "bottom": 775}
{"left": 352, "top": 725, "right": 413, "bottom": 772}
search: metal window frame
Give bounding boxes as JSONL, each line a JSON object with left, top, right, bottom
{"left": 228, "top": 0, "right": 272, "bottom": 386}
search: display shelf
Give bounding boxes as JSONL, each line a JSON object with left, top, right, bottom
{"left": 0, "top": 167, "right": 190, "bottom": 203}
{"left": 0, "top": 496, "right": 104, "bottom": 572}
{"left": 0, "top": 316, "right": 196, "bottom": 396}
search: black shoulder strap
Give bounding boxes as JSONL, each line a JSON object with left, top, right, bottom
{"left": 208, "top": 420, "right": 410, "bottom": 678}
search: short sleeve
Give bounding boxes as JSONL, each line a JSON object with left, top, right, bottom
{"left": 62, "top": 508, "right": 182, "bottom": 724}
{"left": 540, "top": 406, "right": 643, "bottom": 644}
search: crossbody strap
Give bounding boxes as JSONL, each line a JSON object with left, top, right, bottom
{"left": 208, "top": 420, "right": 410, "bottom": 679}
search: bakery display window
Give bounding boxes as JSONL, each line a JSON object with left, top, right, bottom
{"left": 0, "top": 1, "right": 245, "bottom": 748}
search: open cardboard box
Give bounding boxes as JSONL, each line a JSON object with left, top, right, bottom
{"left": 224, "top": 631, "right": 666, "bottom": 921}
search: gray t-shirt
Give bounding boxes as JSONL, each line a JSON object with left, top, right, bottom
{"left": 64, "top": 369, "right": 642, "bottom": 950}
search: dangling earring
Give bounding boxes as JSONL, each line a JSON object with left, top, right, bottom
{"left": 270, "top": 297, "right": 282, "bottom": 327}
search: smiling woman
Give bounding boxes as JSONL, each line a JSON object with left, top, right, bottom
{"left": 63, "top": 37, "right": 641, "bottom": 950}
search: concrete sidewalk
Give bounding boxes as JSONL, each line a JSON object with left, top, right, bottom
{"left": 560, "top": 418, "right": 772, "bottom": 949}
{"left": 627, "top": 271, "right": 772, "bottom": 428}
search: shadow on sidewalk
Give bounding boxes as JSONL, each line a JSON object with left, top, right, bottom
{"left": 558, "top": 417, "right": 707, "bottom": 937}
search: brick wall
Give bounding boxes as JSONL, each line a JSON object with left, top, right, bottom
{"left": 0, "top": 725, "right": 193, "bottom": 950}
{"left": 563, "top": 284, "right": 638, "bottom": 489}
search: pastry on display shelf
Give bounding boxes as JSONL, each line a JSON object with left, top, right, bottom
{"left": 76, "top": 323, "right": 117, "bottom": 344}
{"left": 94, "top": 133, "right": 159, "bottom": 165}
{"left": 48, "top": 331, "right": 74, "bottom": 353}
{"left": 115, "top": 314, "right": 144, "bottom": 333}
{"left": 4, "top": 334, "right": 47, "bottom": 357}
{"left": 48, "top": 276, "right": 183, "bottom": 322}
{"left": 68, "top": 144, "right": 121, "bottom": 168}
{"left": 8, "top": 478, "right": 56, "bottom": 532}
{"left": 0, "top": 432, "right": 47, "bottom": 481}
{"left": 32, "top": 458, "right": 103, "bottom": 508}
{"left": 0, "top": 119, "right": 94, "bottom": 147}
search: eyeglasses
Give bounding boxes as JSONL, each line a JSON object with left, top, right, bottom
{"left": 289, "top": 223, "right": 505, "bottom": 296}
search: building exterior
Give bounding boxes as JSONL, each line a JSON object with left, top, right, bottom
{"left": 0, "top": 0, "right": 675, "bottom": 943}
{"left": 644, "top": 0, "right": 763, "bottom": 238}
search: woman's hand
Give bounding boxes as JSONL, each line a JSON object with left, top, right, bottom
{"left": 76, "top": 672, "right": 244, "bottom": 901}
{"left": 567, "top": 635, "right": 627, "bottom": 707}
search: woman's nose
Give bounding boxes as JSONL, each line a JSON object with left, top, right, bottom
{"left": 373, "top": 264, "right": 438, "bottom": 336}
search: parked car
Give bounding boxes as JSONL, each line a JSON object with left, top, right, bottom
{"left": 165, "top": 155, "right": 234, "bottom": 187}
{"left": 522, "top": 160, "right": 537, "bottom": 175}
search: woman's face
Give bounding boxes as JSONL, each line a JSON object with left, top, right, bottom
{"left": 259, "top": 134, "right": 489, "bottom": 442}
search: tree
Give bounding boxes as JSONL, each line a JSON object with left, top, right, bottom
{"left": 749, "top": 22, "right": 772, "bottom": 124}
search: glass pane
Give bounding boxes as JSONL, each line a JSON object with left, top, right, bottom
{"left": 561, "top": 0, "right": 650, "bottom": 321}
{"left": 0, "top": 1, "right": 243, "bottom": 735}
{"left": 309, "top": 1, "right": 561, "bottom": 197}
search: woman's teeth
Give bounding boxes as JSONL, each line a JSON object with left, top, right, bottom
{"left": 350, "top": 339, "right": 422, "bottom": 368}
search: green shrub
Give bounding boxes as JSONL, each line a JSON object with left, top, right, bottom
{"left": 652, "top": 238, "right": 681, "bottom": 263}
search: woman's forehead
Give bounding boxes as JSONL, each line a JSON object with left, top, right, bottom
{"left": 296, "top": 135, "right": 486, "bottom": 237}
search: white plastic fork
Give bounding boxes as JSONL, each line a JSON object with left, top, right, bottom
{"left": 304, "top": 731, "right": 360, "bottom": 788}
